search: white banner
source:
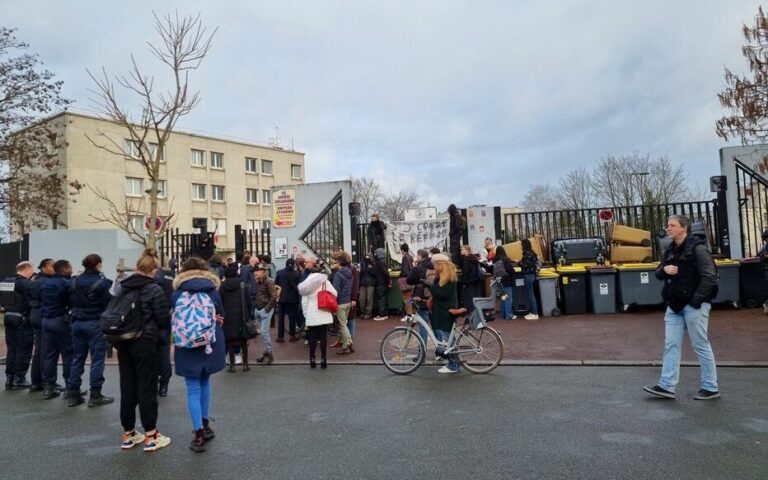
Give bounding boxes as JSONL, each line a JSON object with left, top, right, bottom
{"left": 385, "top": 219, "right": 449, "bottom": 263}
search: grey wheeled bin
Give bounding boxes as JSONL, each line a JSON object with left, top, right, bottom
{"left": 712, "top": 259, "right": 740, "bottom": 308}
{"left": 616, "top": 263, "right": 665, "bottom": 312}
{"left": 587, "top": 266, "right": 617, "bottom": 314}
{"left": 536, "top": 269, "right": 561, "bottom": 316}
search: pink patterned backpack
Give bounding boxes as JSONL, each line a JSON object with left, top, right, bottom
{"left": 171, "top": 291, "right": 216, "bottom": 353}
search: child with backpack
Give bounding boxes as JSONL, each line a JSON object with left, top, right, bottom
{"left": 171, "top": 257, "right": 226, "bottom": 453}
{"left": 107, "top": 252, "right": 171, "bottom": 452}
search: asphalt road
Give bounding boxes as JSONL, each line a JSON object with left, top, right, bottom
{"left": 1, "top": 365, "right": 767, "bottom": 480}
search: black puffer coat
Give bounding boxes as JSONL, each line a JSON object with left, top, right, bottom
{"left": 119, "top": 274, "right": 170, "bottom": 343}
{"left": 220, "top": 277, "right": 252, "bottom": 341}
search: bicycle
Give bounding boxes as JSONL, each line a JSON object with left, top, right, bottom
{"left": 380, "top": 282, "right": 504, "bottom": 375}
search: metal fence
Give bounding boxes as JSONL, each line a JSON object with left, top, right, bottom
{"left": 299, "top": 190, "right": 344, "bottom": 264}
{"left": 234, "top": 227, "right": 272, "bottom": 260}
{"left": 735, "top": 159, "right": 768, "bottom": 257}
{"left": 503, "top": 200, "right": 720, "bottom": 260}
{"left": 0, "top": 235, "right": 29, "bottom": 278}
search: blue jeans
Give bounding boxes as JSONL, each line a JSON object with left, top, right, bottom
{"left": 523, "top": 274, "right": 539, "bottom": 315}
{"left": 501, "top": 286, "right": 515, "bottom": 319}
{"left": 184, "top": 374, "right": 211, "bottom": 431}
{"left": 434, "top": 329, "right": 459, "bottom": 371}
{"left": 659, "top": 303, "right": 718, "bottom": 393}
{"left": 416, "top": 308, "right": 431, "bottom": 344}
{"left": 69, "top": 320, "right": 107, "bottom": 390}
{"left": 41, "top": 316, "right": 73, "bottom": 386}
{"left": 255, "top": 308, "right": 273, "bottom": 353}
{"left": 348, "top": 318, "right": 356, "bottom": 338}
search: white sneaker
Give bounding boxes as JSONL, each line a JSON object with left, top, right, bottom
{"left": 373, "top": 316, "right": 388, "bottom": 321}
{"left": 511, "top": 315, "right": 517, "bottom": 320}
{"left": 121, "top": 431, "right": 145, "bottom": 449}
{"left": 524, "top": 314, "right": 539, "bottom": 320}
{"left": 234, "top": 354, "right": 243, "bottom": 365}
{"left": 438, "top": 365, "right": 459, "bottom": 374}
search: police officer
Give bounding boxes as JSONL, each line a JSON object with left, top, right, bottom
{"left": 40, "top": 259, "right": 75, "bottom": 400}
{"left": 2, "top": 261, "right": 35, "bottom": 390}
{"left": 27, "top": 259, "right": 54, "bottom": 392}
{"left": 67, "top": 254, "right": 114, "bottom": 407}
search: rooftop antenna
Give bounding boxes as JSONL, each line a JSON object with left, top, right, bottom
{"left": 269, "top": 126, "right": 281, "bottom": 149}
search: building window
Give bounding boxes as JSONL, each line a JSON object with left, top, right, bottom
{"left": 211, "top": 185, "right": 225, "bottom": 202}
{"left": 148, "top": 142, "right": 165, "bottom": 161}
{"left": 154, "top": 180, "right": 167, "bottom": 198}
{"left": 246, "top": 188, "right": 259, "bottom": 204}
{"left": 262, "top": 189, "right": 272, "bottom": 205}
{"left": 191, "top": 149, "right": 205, "bottom": 167}
{"left": 211, "top": 152, "right": 223, "bottom": 169}
{"left": 261, "top": 159, "right": 273, "bottom": 175}
{"left": 128, "top": 215, "right": 145, "bottom": 232}
{"left": 213, "top": 218, "right": 227, "bottom": 236}
{"left": 125, "top": 139, "right": 140, "bottom": 158}
{"left": 245, "top": 157, "right": 258, "bottom": 173}
{"left": 262, "top": 220, "right": 271, "bottom": 231}
{"left": 125, "top": 177, "right": 143, "bottom": 197}
{"left": 192, "top": 183, "right": 207, "bottom": 201}
{"left": 291, "top": 164, "right": 302, "bottom": 179}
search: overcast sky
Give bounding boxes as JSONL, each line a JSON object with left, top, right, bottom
{"left": 1, "top": 0, "right": 762, "bottom": 209}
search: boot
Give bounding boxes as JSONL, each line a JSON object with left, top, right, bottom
{"left": 264, "top": 352, "right": 274, "bottom": 365}
{"left": 12, "top": 377, "right": 31, "bottom": 389}
{"left": 158, "top": 383, "right": 168, "bottom": 398}
{"left": 63, "top": 388, "right": 87, "bottom": 399}
{"left": 87, "top": 389, "right": 114, "bottom": 407}
{"left": 190, "top": 429, "right": 206, "bottom": 452}
{"left": 201, "top": 418, "right": 215, "bottom": 441}
{"left": 5, "top": 375, "right": 15, "bottom": 390}
{"left": 310, "top": 356, "right": 317, "bottom": 369}
{"left": 67, "top": 389, "right": 85, "bottom": 407}
{"left": 320, "top": 358, "right": 327, "bottom": 369}
{"left": 42, "top": 383, "right": 60, "bottom": 400}
{"left": 28, "top": 384, "right": 43, "bottom": 393}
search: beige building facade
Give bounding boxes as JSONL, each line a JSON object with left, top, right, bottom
{"left": 19, "top": 111, "right": 305, "bottom": 250}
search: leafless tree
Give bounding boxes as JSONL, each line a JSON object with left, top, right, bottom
{"left": 377, "top": 190, "right": 421, "bottom": 222}
{"left": 557, "top": 168, "right": 597, "bottom": 210}
{"left": 522, "top": 183, "right": 560, "bottom": 212}
{"left": 349, "top": 176, "right": 385, "bottom": 220}
{"left": 0, "top": 27, "right": 79, "bottom": 237}
{"left": 717, "top": 6, "right": 768, "bottom": 144}
{"left": 593, "top": 153, "right": 695, "bottom": 206}
{"left": 87, "top": 12, "right": 217, "bottom": 247}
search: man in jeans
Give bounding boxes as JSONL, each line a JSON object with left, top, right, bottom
{"left": 251, "top": 263, "right": 277, "bottom": 365}
{"left": 644, "top": 215, "right": 720, "bottom": 400}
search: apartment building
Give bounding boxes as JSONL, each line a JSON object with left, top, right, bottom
{"left": 17, "top": 111, "right": 305, "bottom": 250}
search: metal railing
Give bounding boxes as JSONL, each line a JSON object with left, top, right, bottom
{"left": 503, "top": 200, "right": 720, "bottom": 260}
{"left": 299, "top": 189, "right": 344, "bottom": 264}
{"left": 735, "top": 159, "right": 768, "bottom": 257}
{"left": 234, "top": 227, "right": 272, "bottom": 260}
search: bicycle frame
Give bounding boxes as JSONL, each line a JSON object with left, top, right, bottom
{"left": 401, "top": 310, "right": 485, "bottom": 356}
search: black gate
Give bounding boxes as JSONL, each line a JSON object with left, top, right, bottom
{"left": 234, "top": 227, "right": 271, "bottom": 260}
{"left": 300, "top": 190, "right": 344, "bottom": 263}
{"left": 503, "top": 200, "right": 720, "bottom": 260}
{"left": 159, "top": 230, "right": 213, "bottom": 265}
{"left": 0, "top": 235, "right": 29, "bottom": 278}
{"left": 735, "top": 159, "right": 768, "bottom": 257}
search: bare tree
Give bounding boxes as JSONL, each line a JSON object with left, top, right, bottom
{"left": 717, "top": 6, "right": 768, "bottom": 144}
{"left": 557, "top": 168, "right": 597, "bottom": 210}
{"left": 87, "top": 12, "right": 216, "bottom": 247}
{"left": 377, "top": 190, "right": 421, "bottom": 222}
{"left": 349, "top": 176, "right": 384, "bottom": 220}
{"left": 522, "top": 183, "right": 560, "bottom": 212}
{"left": 0, "top": 27, "right": 79, "bottom": 236}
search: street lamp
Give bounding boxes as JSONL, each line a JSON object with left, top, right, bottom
{"left": 628, "top": 171, "right": 649, "bottom": 206}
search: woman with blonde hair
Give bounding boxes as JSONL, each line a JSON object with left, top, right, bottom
{"left": 429, "top": 254, "right": 461, "bottom": 374}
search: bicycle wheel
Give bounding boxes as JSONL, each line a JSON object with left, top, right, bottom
{"left": 455, "top": 327, "right": 504, "bottom": 374}
{"left": 380, "top": 327, "right": 425, "bottom": 375}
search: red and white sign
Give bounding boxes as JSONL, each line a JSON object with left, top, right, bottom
{"left": 598, "top": 209, "right": 614, "bottom": 222}
{"left": 144, "top": 216, "right": 164, "bottom": 232}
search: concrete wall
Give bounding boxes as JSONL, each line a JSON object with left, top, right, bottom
{"left": 720, "top": 145, "right": 768, "bottom": 258}
{"left": 270, "top": 180, "right": 352, "bottom": 270}
{"left": 29, "top": 229, "right": 145, "bottom": 277}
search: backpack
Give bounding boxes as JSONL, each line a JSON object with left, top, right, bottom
{"left": 100, "top": 289, "right": 144, "bottom": 343}
{"left": 172, "top": 291, "right": 216, "bottom": 353}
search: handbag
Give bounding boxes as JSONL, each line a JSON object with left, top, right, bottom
{"left": 241, "top": 282, "right": 259, "bottom": 339}
{"left": 317, "top": 282, "right": 339, "bottom": 313}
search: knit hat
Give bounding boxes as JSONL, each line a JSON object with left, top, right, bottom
{"left": 431, "top": 253, "right": 450, "bottom": 263}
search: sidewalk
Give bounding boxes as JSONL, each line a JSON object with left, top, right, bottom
{"left": 4, "top": 307, "right": 766, "bottom": 365}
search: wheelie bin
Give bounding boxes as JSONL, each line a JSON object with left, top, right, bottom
{"left": 739, "top": 258, "right": 768, "bottom": 308}
{"left": 615, "top": 263, "right": 664, "bottom": 311}
{"left": 586, "top": 266, "right": 617, "bottom": 314}
{"left": 536, "top": 268, "right": 561, "bottom": 317}
{"left": 712, "top": 259, "right": 740, "bottom": 308}
{"left": 556, "top": 265, "right": 588, "bottom": 314}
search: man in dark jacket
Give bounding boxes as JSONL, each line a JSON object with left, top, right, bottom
{"left": 154, "top": 267, "right": 174, "bottom": 397}
{"left": 331, "top": 252, "right": 354, "bottom": 354}
{"left": 28, "top": 259, "right": 54, "bottom": 392}
{"left": 448, "top": 204, "right": 463, "bottom": 265}
{"left": 67, "top": 254, "right": 114, "bottom": 407}
{"left": 459, "top": 246, "right": 483, "bottom": 314}
{"left": 367, "top": 214, "right": 387, "bottom": 253}
{"left": 40, "top": 259, "right": 74, "bottom": 399}
{"left": 358, "top": 254, "right": 376, "bottom": 319}
{"left": 275, "top": 259, "right": 301, "bottom": 342}
{"left": 251, "top": 263, "right": 277, "bottom": 364}
{"left": 372, "top": 248, "right": 390, "bottom": 321}
{"left": 2, "top": 261, "right": 35, "bottom": 390}
{"left": 644, "top": 215, "right": 720, "bottom": 401}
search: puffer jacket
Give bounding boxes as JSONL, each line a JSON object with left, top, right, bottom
{"left": 118, "top": 273, "right": 170, "bottom": 342}
{"left": 656, "top": 235, "right": 718, "bottom": 312}
{"left": 373, "top": 248, "right": 390, "bottom": 287}
{"left": 220, "top": 277, "right": 252, "bottom": 341}
{"left": 299, "top": 272, "right": 337, "bottom": 327}
{"left": 331, "top": 265, "right": 353, "bottom": 304}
